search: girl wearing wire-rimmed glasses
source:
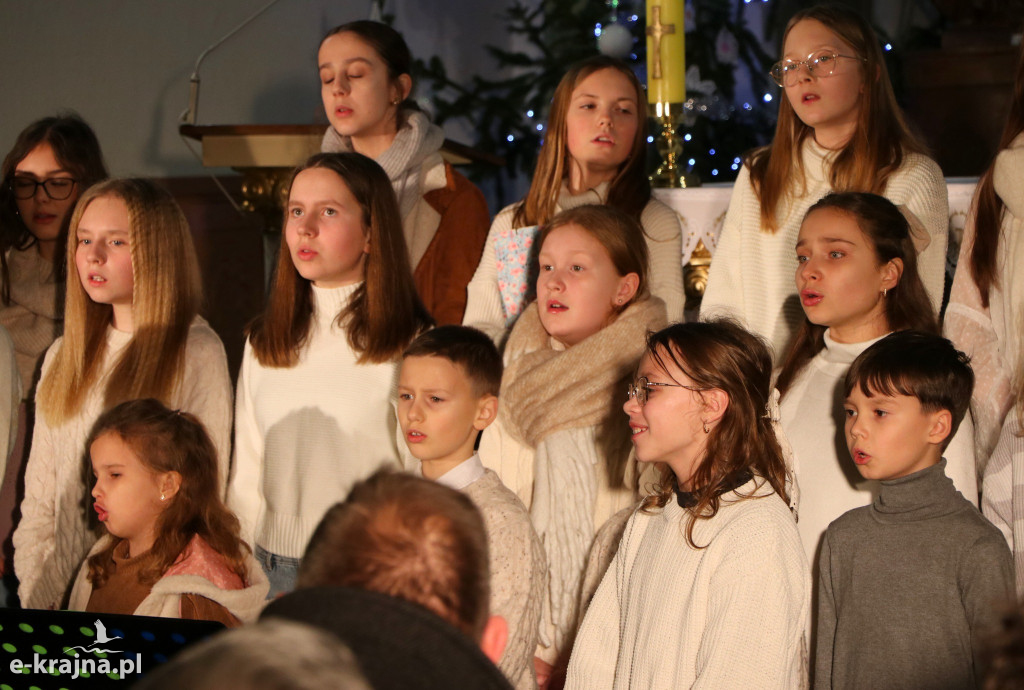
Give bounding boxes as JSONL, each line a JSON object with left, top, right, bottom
{"left": 0, "top": 114, "right": 108, "bottom": 396}
{"left": 566, "top": 319, "right": 808, "bottom": 688}
{"left": 700, "top": 4, "right": 949, "bottom": 365}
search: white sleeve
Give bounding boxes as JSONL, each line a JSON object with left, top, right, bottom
{"left": 640, "top": 199, "right": 685, "bottom": 324}
{"left": 0, "top": 325, "right": 19, "bottom": 476}
{"left": 700, "top": 166, "right": 753, "bottom": 324}
{"left": 226, "top": 341, "right": 265, "bottom": 549}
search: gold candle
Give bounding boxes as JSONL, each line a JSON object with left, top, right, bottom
{"left": 645, "top": 0, "right": 686, "bottom": 106}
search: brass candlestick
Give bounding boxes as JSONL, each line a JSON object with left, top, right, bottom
{"left": 649, "top": 101, "right": 699, "bottom": 188}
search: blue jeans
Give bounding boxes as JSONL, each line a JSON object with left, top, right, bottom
{"left": 255, "top": 545, "right": 301, "bottom": 600}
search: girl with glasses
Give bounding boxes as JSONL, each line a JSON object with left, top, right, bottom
{"left": 478, "top": 204, "right": 666, "bottom": 684}
{"left": 700, "top": 5, "right": 948, "bottom": 362}
{"left": 13, "top": 178, "right": 233, "bottom": 611}
{"left": 567, "top": 319, "right": 808, "bottom": 688}
{"left": 0, "top": 114, "right": 108, "bottom": 395}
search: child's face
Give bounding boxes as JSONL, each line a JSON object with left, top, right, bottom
{"left": 286, "top": 167, "right": 370, "bottom": 288}
{"left": 781, "top": 19, "right": 864, "bottom": 148}
{"left": 565, "top": 68, "right": 638, "bottom": 183}
{"left": 536, "top": 223, "right": 637, "bottom": 347}
{"left": 90, "top": 432, "right": 174, "bottom": 555}
{"left": 795, "top": 207, "right": 897, "bottom": 343}
{"left": 397, "top": 355, "right": 495, "bottom": 468}
{"left": 75, "top": 194, "right": 135, "bottom": 328}
{"left": 13, "top": 142, "right": 81, "bottom": 251}
{"left": 318, "top": 32, "right": 405, "bottom": 142}
{"left": 843, "top": 385, "right": 948, "bottom": 481}
{"left": 624, "top": 348, "right": 710, "bottom": 488}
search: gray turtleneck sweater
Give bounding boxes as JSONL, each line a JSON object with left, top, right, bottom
{"left": 815, "top": 459, "right": 1013, "bottom": 690}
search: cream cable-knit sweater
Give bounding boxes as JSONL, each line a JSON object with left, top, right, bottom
{"left": 945, "top": 133, "right": 1024, "bottom": 589}
{"left": 781, "top": 330, "right": 978, "bottom": 569}
{"left": 463, "top": 185, "right": 684, "bottom": 342}
{"left": 450, "top": 463, "right": 546, "bottom": 690}
{"left": 701, "top": 139, "right": 948, "bottom": 359}
{"left": 227, "top": 283, "right": 401, "bottom": 560}
{"left": 13, "top": 318, "right": 233, "bottom": 610}
{"left": 0, "top": 324, "right": 19, "bottom": 477}
{"left": 566, "top": 480, "right": 809, "bottom": 689}
{"left": 1, "top": 246, "right": 62, "bottom": 397}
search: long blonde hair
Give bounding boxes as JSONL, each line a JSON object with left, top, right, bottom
{"left": 38, "top": 178, "right": 201, "bottom": 423}
{"left": 248, "top": 153, "right": 432, "bottom": 366}
{"left": 747, "top": 5, "right": 927, "bottom": 232}
{"left": 513, "top": 56, "right": 650, "bottom": 228}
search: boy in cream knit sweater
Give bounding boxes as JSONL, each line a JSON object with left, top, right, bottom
{"left": 397, "top": 326, "right": 546, "bottom": 690}
{"left": 816, "top": 332, "right": 1013, "bottom": 688}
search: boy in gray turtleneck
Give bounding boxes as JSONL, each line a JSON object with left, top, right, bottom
{"left": 815, "top": 331, "right": 1014, "bottom": 690}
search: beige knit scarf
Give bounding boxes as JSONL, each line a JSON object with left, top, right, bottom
{"left": 499, "top": 296, "right": 668, "bottom": 448}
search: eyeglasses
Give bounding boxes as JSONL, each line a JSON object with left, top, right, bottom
{"left": 626, "top": 376, "right": 703, "bottom": 407}
{"left": 769, "top": 51, "right": 866, "bottom": 87}
{"left": 10, "top": 176, "right": 78, "bottom": 201}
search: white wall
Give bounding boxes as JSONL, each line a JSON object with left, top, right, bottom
{"left": 0, "top": 0, "right": 508, "bottom": 178}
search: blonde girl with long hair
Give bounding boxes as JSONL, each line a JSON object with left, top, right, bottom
{"left": 227, "top": 152, "right": 432, "bottom": 598}
{"left": 945, "top": 35, "right": 1024, "bottom": 592}
{"left": 700, "top": 5, "right": 948, "bottom": 358}
{"left": 463, "top": 56, "right": 683, "bottom": 343}
{"left": 13, "top": 178, "right": 233, "bottom": 610}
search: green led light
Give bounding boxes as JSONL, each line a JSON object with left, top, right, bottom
{"left": 18, "top": 623, "right": 33, "bottom": 633}
{"left": 49, "top": 625, "right": 64, "bottom": 635}
{"left": 2, "top": 642, "right": 16, "bottom": 653}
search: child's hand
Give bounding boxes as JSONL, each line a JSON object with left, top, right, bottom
{"left": 534, "top": 656, "right": 553, "bottom": 689}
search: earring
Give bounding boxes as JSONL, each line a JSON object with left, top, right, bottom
{"left": 160, "top": 494, "right": 165, "bottom": 501}
{"left": 701, "top": 419, "right": 710, "bottom": 434}
{"left": 882, "top": 287, "right": 888, "bottom": 297}
{"left": 392, "top": 98, "right": 401, "bottom": 105}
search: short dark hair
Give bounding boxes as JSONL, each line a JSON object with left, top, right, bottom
{"left": 402, "top": 326, "right": 502, "bottom": 397}
{"left": 844, "top": 331, "right": 974, "bottom": 449}
{"left": 297, "top": 469, "right": 491, "bottom": 640}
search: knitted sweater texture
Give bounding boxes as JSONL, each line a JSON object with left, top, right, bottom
{"left": 227, "top": 283, "right": 401, "bottom": 559}
{"left": 701, "top": 139, "right": 948, "bottom": 359}
{"left": 0, "top": 246, "right": 61, "bottom": 396}
{"left": 13, "top": 319, "right": 233, "bottom": 610}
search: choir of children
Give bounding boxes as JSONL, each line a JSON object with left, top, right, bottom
{"left": 2, "top": 8, "right": 1022, "bottom": 688}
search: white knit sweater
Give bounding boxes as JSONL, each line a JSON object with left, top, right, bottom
{"left": 0, "top": 324, "right": 19, "bottom": 477}
{"left": 440, "top": 460, "right": 546, "bottom": 690}
{"left": 227, "top": 283, "right": 401, "bottom": 559}
{"left": 701, "top": 139, "right": 948, "bottom": 359}
{"left": 780, "top": 330, "right": 978, "bottom": 569}
{"left": 463, "top": 185, "right": 684, "bottom": 342}
{"left": 0, "top": 246, "right": 62, "bottom": 397}
{"left": 566, "top": 479, "right": 809, "bottom": 689}
{"left": 945, "top": 133, "right": 1024, "bottom": 589}
{"left": 13, "top": 318, "right": 233, "bottom": 610}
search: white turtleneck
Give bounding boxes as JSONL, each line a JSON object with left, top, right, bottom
{"left": 227, "top": 283, "right": 401, "bottom": 559}
{"left": 779, "top": 330, "right": 977, "bottom": 568}
{"left": 701, "top": 138, "right": 948, "bottom": 360}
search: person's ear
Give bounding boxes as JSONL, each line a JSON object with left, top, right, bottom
{"left": 395, "top": 74, "right": 413, "bottom": 103}
{"left": 614, "top": 272, "right": 640, "bottom": 308}
{"left": 159, "top": 471, "right": 182, "bottom": 501}
{"left": 881, "top": 257, "right": 903, "bottom": 292}
{"left": 480, "top": 615, "right": 508, "bottom": 664}
{"left": 926, "top": 409, "right": 952, "bottom": 446}
{"left": 473, "top": 395, "right": 499, "bottom": 431}
{"left": 702, "top": 388, "right": 730, "bottom": 426}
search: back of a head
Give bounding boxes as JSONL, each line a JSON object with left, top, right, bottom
{"left": 134, "top": 620, "right": 371, "bottom": 690}
{"left": 844, "top": 330, "right": 974, "bottom": 448}
{"left": 298, "top": 469, "right": 490, "bottom": 640}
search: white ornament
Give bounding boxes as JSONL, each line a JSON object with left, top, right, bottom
{"left": 597, "top": 23, "right": 633, "bottom": 58}
{"left": 715, "top": 26, "right": 739, "bottom": 65}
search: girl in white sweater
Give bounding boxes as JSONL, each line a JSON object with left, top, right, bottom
{"left": 945, "top": 42, "right": 1024, "bottom": 589}
{"left": 463, "top": 56, "right": 683, "bottom": 342}
{"left": 69, "top": 399, "right": 267, "bottom": 625}
{"left": 567, "top": 320, "right": 808, "bottom": 689}
{"left": 776, "top": 192, "right": 977, "bottom": 568}
{"left": 13, "top": 178, "right": 233, "bottom": 610}
{"left": 228, "top": 152, "right": 432, "bottom": 598}
{"left": 478, "top": 204, "right": 666, "bottom": 681}
{"left": 700, "top": 5, "right": 948, "bottom": 358}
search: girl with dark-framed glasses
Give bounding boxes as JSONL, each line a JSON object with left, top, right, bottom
{"left": 700, "top": 5, "right": 948, "bottom": 364}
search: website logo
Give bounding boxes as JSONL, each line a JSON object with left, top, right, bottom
{"left": 7, "top": 618, "right": 142, "bottom": 681}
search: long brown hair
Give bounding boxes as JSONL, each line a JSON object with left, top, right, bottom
{"left": 967, "top": 36, "right": 1024, "bottom": 308}
{"left": 748, "top": 4, "right": 927, "bottom": 232}
{"left": 640, "top": 320, "right": 790, "bottom": 548}
{"left": 775, "top": 192, "right": 937, "bottom": 396}
{"left": 38, "top": 179, "right": 202, "bottom": 424}
{"left": 86, "top": 399, "right": 249, "bottom": 587}
{"left": 0, "top": 113, "right": 108, "bottom": 299}
{"left": 513, "top": 56, "right": 650, "bottom": 228}
{"left": 248, "top": 153, "right": 432, "bottom": 367}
